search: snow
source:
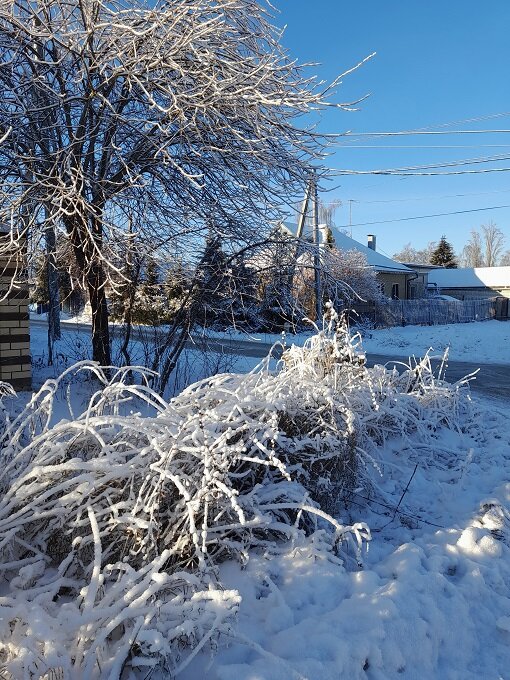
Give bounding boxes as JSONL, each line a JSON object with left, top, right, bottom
{"left": 3, "top": 316, "right": 509, "bottom": 678}
{"left": 428, "top": 266, "right": 510, "bottom": 289}
{"left": 182, "top": 320, "right": 510, "bottom": 679}
{"left": 362, "top": 319, "right": 510, "bottom": 364}
{"left": 183, "top": 400, "right": 510, "bottom": 680}
{"left": 205, "top": 318, "right": 510, "bottom": 365}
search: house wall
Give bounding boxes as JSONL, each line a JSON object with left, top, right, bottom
{"left": 438, "top": 286, "right": 510, "bottom": 300}
{"left": 408, "top": 273, "right": 428, "bottom": 299}
{"left": 0, "top": 234, "right": 31, "bottom": 391}
{"left": 378, "top": 272, "right": 410, "bottom": 300}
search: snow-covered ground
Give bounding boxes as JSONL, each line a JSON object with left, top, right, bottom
{"left": 183, "top": 321, "right": 510, "bottom": 678}
{"left": 182, "top": 402, "right": 510, "bottom": 680}
{"left": 5, "top": 319, "right": 509, "bottom": 679}
{"left": 205, "top": 318, "right": 510, "bottom": 365}
{"left": 32, "top": 311, "right": 510, "bottom": 365}
{"left": 362, "top": 319, "right": 510, "bottom": 365}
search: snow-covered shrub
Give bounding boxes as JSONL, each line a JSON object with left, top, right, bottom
{"left": 0, "top": 381, "right": 15, "bottom": 447}
{"left": 0, "top": 309, "right": 474, "bottom": 677}
{"left": 294, "top": 248, "right": 383, "bottom": 319}
{"left": 268, "top": 306, "right": 475, "bottom": 509}
{"left": 0, "top": 359, "right": 367, "bottom": 677}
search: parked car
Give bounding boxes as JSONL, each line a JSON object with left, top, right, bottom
{"left": 430, "top": 294, "right": 461, "bottom": 302}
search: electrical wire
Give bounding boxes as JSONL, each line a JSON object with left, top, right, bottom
{"left": 336, "top": 144, "right": 510, "bottom": 149}
{"left": 342, "top": 128, "right": 510, "bottom": 137}
{"left": 335, "top": 152, "right": 510, "bottom": 173}
{"left": 336, "top": 203, "right": 510, "bottom": 228}
{"left": 349, "top": 188, "right": 510, "bottom": 205}
{"left": 410, "top": 110, "right": 510, "bottom": 131}
{"left": 334, "top": 166, "right": 510, "bottom": 176}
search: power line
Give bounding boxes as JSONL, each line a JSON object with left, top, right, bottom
{"left": 333, "top": 166, "right": 510, "bottom": 176}
{"left": 338, "top": 112, "right": 510, "bottom": 143}
{"left": 337, "top": 203, "right": 510, "bottom": 228}
{"left": 337, "top": 144, "right": 510, "bottom": 149}
{"left": 410, "top": 111, "right": 510, "bottom": 132}
{"left": 348, "top": 188, "right": 510, "bottom": 205}
{"left": 335, "top": 153, "right": 510, "bottom": 174}
{"left": 342, "top": 129, "right": 510, "bottom": 137}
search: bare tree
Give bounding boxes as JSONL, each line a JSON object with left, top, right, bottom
{"left": 482, "top": 222, "right": 505, "bottom": 267}
{"left": 460, "top": 223, "right": 506, "bottom": 267}
{"left": 500, "top": 250, "right": 510, "bottom": 266}
{"left": 460, "top": 229, "right": 485, "bottom": 268}
{"left": 319, "top": 200, "right": 342, "bottom": 229}
{"left": 393, "top": 241, "right": 437, "bottom": 264}
{"left": 294, "top": 246, "right": 382, "bottom": 318}
{"left": 0, "top": 0, "right": 355, "bottom": 366}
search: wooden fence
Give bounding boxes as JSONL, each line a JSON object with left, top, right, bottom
{"left": 350, "top": 297, "right": 501, "bottom": 328}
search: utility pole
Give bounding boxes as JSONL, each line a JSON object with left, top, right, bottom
{"left": 287, "top": 177, "right": 313, "bottom": 294}
{"left": 349, "top": 199, "right": 353, "bottom": 237}
{"left": 311, "top": 172, "right": 322, "bottom": 321}
{"left": 296, "top": 178, "right": 312, "bottom": 241}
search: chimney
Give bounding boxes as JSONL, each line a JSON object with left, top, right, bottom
{"left": 367, "top": 234, "right": 376, "bottom": 251}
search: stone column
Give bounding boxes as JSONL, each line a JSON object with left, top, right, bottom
{"left": 0, "top": 232, "right": 31, "bottom": 390}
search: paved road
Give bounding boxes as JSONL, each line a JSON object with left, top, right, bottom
{"left": 366, "top": 354, "right": 508, "bottom": 401}
{"left": 192, "top": 340, "right": 510, "bottom": 401}
{"left": 31, "top": 319, "right": 509, "bottom": 401}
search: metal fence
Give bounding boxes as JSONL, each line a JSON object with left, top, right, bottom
{"left": 350, "top": 297, "right": 501, "bottom": 328}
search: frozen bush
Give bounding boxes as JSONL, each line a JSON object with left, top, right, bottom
{"left": 0, "top": 309, "right": 474, "bottom": 677}
{"left": 0, "top": 360, "right": 367, "bottom": 677}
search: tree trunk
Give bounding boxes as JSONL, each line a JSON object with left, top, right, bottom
{"left": 45, "top": 219, "right": 61, "bottom": 366}
{"left": 65, "top": 210, "right": 111, "bottom": 367}
{"left": 86, "top": 261, "right": 111, "bottom": 367}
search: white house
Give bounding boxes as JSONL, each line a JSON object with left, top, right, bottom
{"left": 428, "top": 267, "right": 510, "bottom": 300}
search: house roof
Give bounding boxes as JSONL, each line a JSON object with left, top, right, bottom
{"left": 428, "top": 266, "right": 510, "bottom": 289}
{"left": 330, "top": 229, "right": 413, "bottom": 274}
{"left": 402, "top": 263, "right": 443, "bottom": 272}
{"left": 280, "top": 222, "right": 412, "bottom": 275}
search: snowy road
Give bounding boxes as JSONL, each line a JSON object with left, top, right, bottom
{"left": 31, "top": 318, "right": 510, "bottom": 400}
{"left": 179, "top": 338, "right": 510, "bottom": 401}
{"left": 367, "top": 354, "right": 509, "bottom": 401}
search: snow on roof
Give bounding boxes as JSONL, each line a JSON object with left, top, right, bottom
{"left": 428, "top": 266, "right": 510, "bottom": 289}
{"left": 329, "top": 229, "right": 413, "bottom": 273}
{"left": 280, "top": 222, "right": 412, "bottom": 274}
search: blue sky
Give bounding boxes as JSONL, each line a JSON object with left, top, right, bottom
{"left": 274, "top": 1, "right": 510, "bottom": 260}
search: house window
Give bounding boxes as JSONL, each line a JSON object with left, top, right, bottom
{"left": 409, "top": 284, "right": 417, "bottom": 299}
{"left": 391, "top": 283, "right": 400, "bottom": 300}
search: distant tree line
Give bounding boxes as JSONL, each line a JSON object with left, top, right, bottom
{"left": 393, "top": 222, "right": 510, "bottom": 268}
{"left": 31, "top": 231, "right": 382, "bottom": 334}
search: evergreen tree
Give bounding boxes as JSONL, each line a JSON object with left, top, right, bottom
{"left": 163, "top": 260, "right": 189, "bottom": 321}
{"left": 108, "top": 237, "right": 143, "bottom": 323}
{"left": 164, "top": 261, "right": 187, "bottom": 303}
{"left": 227, "top": 256, "right": 259, "bottom": 330}
{"left": 430, "top": 236, "right": 457, "bottom": 268}
{"left": 134, "top": 256, "right": 167, "bottom": 325}
{"left": 325, "top": 226, "right": 335, "bottom": 249}
{"left": 31, "top": 251, "right": 49, "bottom": 306}
{"left": 195, "top": 236, "right": 231, "bottom": 327}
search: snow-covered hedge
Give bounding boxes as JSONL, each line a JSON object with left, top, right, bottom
{"left": 0, "top": 309, "right": 474, "bottom": 678}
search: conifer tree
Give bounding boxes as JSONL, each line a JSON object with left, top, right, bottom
{"left": 325, "top": 227, "right": 335, "bottom": 249}
{"left": 196, "top": 237, "right": 230, "bottom": 327}
{"left": 31, "top": 251, "right": 50, "bottom": 306}
{"left": 430, "top": 236, "right": 457, "bottom": 268}
{"left": 136, "top": 257, "right": 166, "bottom": 325}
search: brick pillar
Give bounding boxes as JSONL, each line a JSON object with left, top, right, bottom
{"left": 0, "top": 232, "right": 31, "bottom": 391}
